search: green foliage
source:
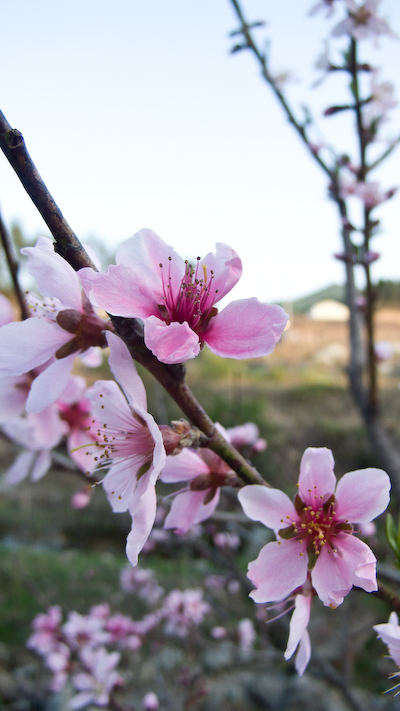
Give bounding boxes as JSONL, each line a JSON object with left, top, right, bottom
{"left": 386, "top": 513, "right": 400, "bottom": 567}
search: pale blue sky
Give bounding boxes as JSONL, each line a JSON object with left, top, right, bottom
{"left": 1, "top": 0, "right": 399, "bottom": 303}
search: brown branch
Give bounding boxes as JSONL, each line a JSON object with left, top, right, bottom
{"left": 0, "top": 109, "right": 265, "bottom": 488}
{"left": 0, "top": 211, "right": 30, "bottom": 320}
{"left": 0, "top": 110, "right": 97, "bottom": 271}
{"left": 228, "top": 0, "right": 332, "bottom": 178}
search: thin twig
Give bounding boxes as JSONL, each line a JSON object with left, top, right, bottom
{"left": 0, "top": 210, "right": 30, "bottom": 320}
{"left": 228, "top": 0, "right": 332, "bottom": 178}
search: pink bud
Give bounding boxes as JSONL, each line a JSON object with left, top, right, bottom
{"left": 143, "top": 692, "right": 159, "bottom": 710}
{"left": 71, "top": 489, "right": 92, "bottom": 509}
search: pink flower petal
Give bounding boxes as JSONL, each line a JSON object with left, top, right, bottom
{"left": 298, "top": 447, "right": 336, "bottom": 506}
{"left": 161, "top": 449, "right": 210, "bottom": 483}
{"left": 26, "top": 354, "right": 77, "bottom": 413}
{"left": 106, "top": 332, "right": 147, "bottom": 411}
{"left": 21, "top": 237, "right": 82, "bottom": 310}
{"left": 284, "top": 594, "right": 311, "bottom": 662}
{"left": 144, "top": 317, "right": 201, "bottom": 364}
{"left": 202, "top": 299, "right": 288, "bottom": 359}
{"left": 79, "top": 263, "right": 159, "bottom": 318}
{"left": 0, "top": 376, "right": 29, "bottom": 421}
{"left": 0, "top": 319, "right": 72, "bottom": 377}
{"left": 197, "top": 242, "right": 242, "bottom": 301}
{"left": 31, "top": 450, "right": 52, "bottom": 481}
{"left": 311, "top": 534, "right": 376, "bottom": 608}
{"left": 126, "top": 483, "right": 157, "bottom": 567}
{"left": 295, "top": 629, "right": 312, "bottom": 677}
{"left": 335, "top": 468, "right": 390, "bottom": 523}
{"left": 238, "top": 485, "right": 297, "bottom": 532}
{"left": 164, "top": 488, "right": 220, "bottom": 534}
{"left": 1, "top": 451, "right": 35, "bottom": 487}
{"left": 116, "top": 229, "right": 184, "bottom": 291}
{"left": 247, "top": 540, "right": 308, "bottom": 603}
{"left": 103, "top": 461, "right": 150, "bottom": 513}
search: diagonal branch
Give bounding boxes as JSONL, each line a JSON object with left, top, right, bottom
{"left": 0, "top": 109, "right": 266, "bottom": 488}
{"left": 228, "top": 0, "right": 332, "bottom": 178}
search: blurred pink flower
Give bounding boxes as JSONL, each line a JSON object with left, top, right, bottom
{"left": 332, "top": 0, "right": 397, "bottom": 41}
{"left": 238, "top": 618, "right": 256, "bottom": 651}
{"left": 161, "top": 446, "right": 239, "bottom": 534}
{"left": 1, "top": 405, "right": 68, "bottom": 488}
{"left": 85, "top": 332, "right": 166, "bottom": 566}
{"left": 143, "top": 692, "right": 160, "bottom": 710}
{"left": 239, "top": 447, "right": 390, "bottom": 608}
{"left": 70, "top": 646, "right": 122, "bottom": 709}
{"left": 79, "top": 229, "right": 288, "bottom": 364}
{"left": 161, "top": 589, "right": 210, "bottom": 637}
{"left": 374, "top": 612, "right": 400, "bottom": 667}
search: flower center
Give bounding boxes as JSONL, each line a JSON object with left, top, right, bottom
{"left": 158, "top": 257, "right": 218, "bottom": 333}
{"left": 279, "top": 494, "right": 353, "bottom": 560}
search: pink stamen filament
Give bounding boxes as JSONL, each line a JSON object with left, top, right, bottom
{"left": 159, "top": 256, "right": 217, "bottom": 332}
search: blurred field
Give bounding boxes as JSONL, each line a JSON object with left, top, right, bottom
{"left": 1, "top": 311, "right": 400, "bottom": 709}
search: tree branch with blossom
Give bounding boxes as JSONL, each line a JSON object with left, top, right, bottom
{"left": 227, "top": 0, "right": 400, "bottom": 498}
{"left": 0, "top": 109, "right": 268, "bottom": 488}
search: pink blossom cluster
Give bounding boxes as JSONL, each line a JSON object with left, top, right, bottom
{"left": 27, "top": 576, "right": 213, "bottom": 705}
{"left": 239, "top": 447, "right": 390, "bottom": 675}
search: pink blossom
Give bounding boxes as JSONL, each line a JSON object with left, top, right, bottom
{"left": 238, "top": 447, "right": 390, "bottom": 608}
{"left": 0, "top": 237, "right": 110, "bottom": 412}
{"left": 332, "top": 0, "right": 397, "bottom": 41}
{"left": 57, "top": 375, "right": 99, "bottom": 472}
{"left": 237, "top": 618, "right": 256, "bottom": 651}
{"left": 71, "top": 489, "right": 92, "bottom": 509}
{"left": 143, "top": 692, "right": 159, "bottom": 710}
{"left": 161, "top": 446, "right": 239, "bottom": 534}
{"left": 70, "top": 646, "right": 123, "bottom": 709}
{"left": 211, "top": 626, "right": 227, "bottom": 639}
{"left": 27, "top": 606, "right": 63, "bottom": 656}
{"left": 79, "top": 229, "right": 288, "bottom": 364}
{"left": 119, "top": 565, "right": 164, "bottom": 604}
{"left": 1, "top": 405, "right": 69, "bottom": 487}
{"left": 161, "top": 589, "right": 210, "bottom": 637}
{"left": 85, "top": 332, "right": 166, "bottom": 566}
{"left": 226, "top": 422, "right": 267, "bottom": 453}
{"left": 374, "top": 612, "right": 400, "bottom": 667}
{"left": 364, "top": 71, "right": 397, "bottom": 125}
{"left": 63, "top": 611, "right": 111, "bottom": 649}
{"left": 213, "top": 532, "right": 240, "bottom": 549}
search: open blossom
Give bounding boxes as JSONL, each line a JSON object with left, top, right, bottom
{"left": 332, "top": 0, "right": 397, "bottom": 41}
{"left": 79, "top": 229, "right": 288, "bottom": 365}
{"left": 161, "top": 589, "right": 210, "bottom": 637}
{"left": 161, "top": 445, "right": 240, "bottom": 534}
{"left": 226, "top": 422, "right": 267, "bottom": 453}
{"left": 70, "top": 646, "right": 123, "bottom": 709}
{"left": 0, "top": 237, "right": 110, "bottom": 413}
{"left": 364, "top": 71, "right": 397, "bottom": 125}
{"left": 85, "top": 332, "right": 166, "bottom": 566}
{"left": 239, "top": 447, "right": 390, "bottom": 609}
{"left": 1, "top": 404, "right": 69, "bottom": 488}
{"left": 374, "top": 612, "right": 400, "bottom": 667}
